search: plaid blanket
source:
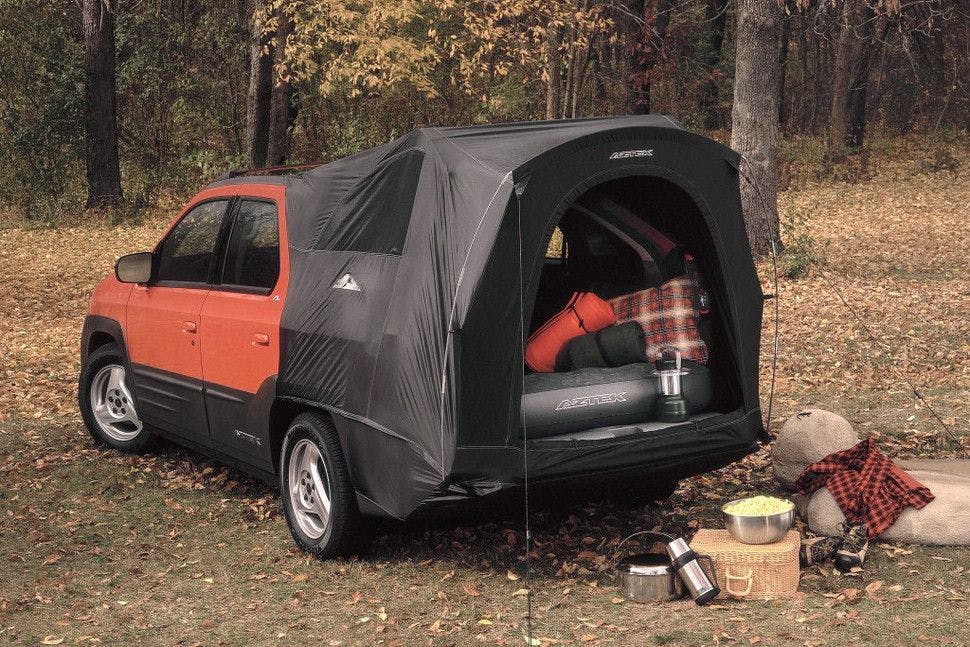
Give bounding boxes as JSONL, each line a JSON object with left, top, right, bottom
{"left": 796, "top": 439, "right": 935, "bottom": 539}
{"left": 608, "top": 276, "right": 709, "bottom": 363}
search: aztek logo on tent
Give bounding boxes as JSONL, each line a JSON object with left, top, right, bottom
{"left": 556, "top": 391, "right": 629, "bottom": 411}
{"left": 609, "top": 149, "right": 653, "bottom": 160}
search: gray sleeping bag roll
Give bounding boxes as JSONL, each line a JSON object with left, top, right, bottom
{"left": 521, "top": 360, "right": 713, "bottom": 439}
{"left": 555, "top": 321, "right": 646, "bottom": 371}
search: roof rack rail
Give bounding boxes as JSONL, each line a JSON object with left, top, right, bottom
{"left": 217, "top": 162, "right": 321, "bottom": 181}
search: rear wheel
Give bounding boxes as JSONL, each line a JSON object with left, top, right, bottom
{"left": 280, "top": 412, "right": 361, "bottom": 558}
{"left": 79, "top": 343, "right": 153, "bottom": 452}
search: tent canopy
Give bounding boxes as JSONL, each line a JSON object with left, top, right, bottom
{"left": 213, "top": 116, "right": 764, "bottom": 519}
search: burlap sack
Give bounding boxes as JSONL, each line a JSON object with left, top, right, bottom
{"left": 798, "top": 461, "right": 970, "bottom": 545}
{"left": 772, "top": 409, "right": 859, "bottom": 490}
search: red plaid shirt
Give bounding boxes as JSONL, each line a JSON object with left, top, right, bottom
{"left": 608, "top": 276, "right": 708, "bottom": 363}
{"left": 795, "top": 439, "right": 934, "bottom": 539}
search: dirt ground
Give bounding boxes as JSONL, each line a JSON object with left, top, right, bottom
{"left": 1, "top": 138, "right": 967, "bottom": 646}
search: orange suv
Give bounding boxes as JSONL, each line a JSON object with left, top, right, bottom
{"left": 80, "top": 118, "right": 766, "bottom": 560}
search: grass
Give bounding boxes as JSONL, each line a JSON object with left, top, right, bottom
{"left": 1, "top": 136, "right": 968, "bottom": 645}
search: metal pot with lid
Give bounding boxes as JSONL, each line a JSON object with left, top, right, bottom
{"left": 614, "top": 531, "right": 720, "bottom": 604}
{"left": 616, "top": 551, "right": 685, "bottom": 602}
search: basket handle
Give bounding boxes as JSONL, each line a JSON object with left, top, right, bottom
{"left": 725, "top": 567, "right": 754, "bottom": 596}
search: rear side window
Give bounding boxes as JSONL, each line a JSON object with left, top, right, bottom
{"left": 156, "top": 200, "right": 229, "bottom": 283}
{"left": 220, "top": 200, "right": 280, "bottom": 290}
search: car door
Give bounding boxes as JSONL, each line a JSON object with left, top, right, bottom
{"left": 200, "top": 194, "right": 286, "bottom": 467}
{"left": 126, "top": 198, "right": 231, "bottom": 441}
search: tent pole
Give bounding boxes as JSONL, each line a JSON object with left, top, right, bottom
{"left": 514, "top": 181, "right": 535, "bottom": 641}
{"left": 738, "top": 157, "right": 781, "bottom": 437}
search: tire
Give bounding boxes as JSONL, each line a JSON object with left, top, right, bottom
{"left": 78, "top": 342, "right": 154, "bottom": 452}
{"left": 279, "top": 412, "right": 361, "bottom": 558}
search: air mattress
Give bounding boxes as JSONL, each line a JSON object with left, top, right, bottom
{"left": 521, "top": 361, "right": 713, "bottom": 439}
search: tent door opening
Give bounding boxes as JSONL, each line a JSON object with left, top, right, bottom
{"left": 520, "top": 175, "right": 743, "bottom": 443}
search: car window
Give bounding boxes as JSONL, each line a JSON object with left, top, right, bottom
{"left": 220, "top": 200, "right": 280, "bottom": 290}
{"left": 155, "top": 200, "right": 229, "bottom": 284}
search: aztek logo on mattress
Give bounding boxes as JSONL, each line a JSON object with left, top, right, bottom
{"left": 555, "top": 391, "right": 629, "bottom": 411}
{"left": 609, "top": 149, "right": 653, "bottom": 160}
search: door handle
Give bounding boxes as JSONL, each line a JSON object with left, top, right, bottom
{"left": 251, "top": 333, "right": 270, "bottom": 346}
{"left": 182, "top": 321, "right": 198, "bottom": 333}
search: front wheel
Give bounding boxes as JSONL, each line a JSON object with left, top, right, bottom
{"left": 279, "top": 412, "right": 361, "bottom": 558}
{"left": 79, "top": 343, "right": 153, "bottom": 452}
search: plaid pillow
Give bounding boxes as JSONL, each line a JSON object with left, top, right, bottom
{"left": 608, "top": 276, "right": 709, "bottom": 364}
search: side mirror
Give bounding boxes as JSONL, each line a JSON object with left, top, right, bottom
{"left": 115, "top": 252, "right": 154, "bottom": 284}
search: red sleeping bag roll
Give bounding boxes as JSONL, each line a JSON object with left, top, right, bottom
{"left": 525, "top": 292, "right": 616, "bottom": 372}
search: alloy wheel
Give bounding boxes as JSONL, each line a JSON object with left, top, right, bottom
{"left": 89, "top": 364, "right": 143, "bottom": 442}
{"left": 287, "top": 438, "right": 333, "bottom": 540}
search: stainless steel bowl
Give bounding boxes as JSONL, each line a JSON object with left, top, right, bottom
{"left": 722, "top": 499, "right": 795, "bottom": 544}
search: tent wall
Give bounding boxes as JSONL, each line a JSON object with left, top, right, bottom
{"left": 276, "top": 132, "right": 511, "bottom": 518}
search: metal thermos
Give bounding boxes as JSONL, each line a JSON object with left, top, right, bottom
{"left": 665, "top": 537, "right": 720, "bottom": 605}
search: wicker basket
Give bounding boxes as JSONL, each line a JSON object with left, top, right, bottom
{"left": 690, "top": 529, "right": 800, "bottom": 599}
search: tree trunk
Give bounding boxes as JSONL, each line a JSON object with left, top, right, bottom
{"left": 731, "top": 0, "right": 783, "bottom": 257}
{"left": 828, "top": 0, "right": 859, "bottom": 153}
{"left": 545, "top": 22, "right": 562, "bottom": 120}
{"left": 568, "top": 40, "right": 592, "bottom": 118}
{"left": 794, "top": 10, "right": 810, "bottom": 133}
{"left": 700, "top": 0, "right": 729, "bottom": 129}
{"left": 246, "top": 1, "right": 274, "bottom": 168}
{"left": 910, "top": 3, "right": 948, "bottom": 124}
{"left": 628, "top": 0, "right": 672, "bottom": 114}
{"left": 266, "top": 8, "right": 296, "bottom": 166}
{"left": 777, "top": 6, "right": 791, "bottom": 130}
{"left": 847, "top": 11, "right": 885, "bottom": 148}
{"left": 82, "top": 0, "right": 122, "bottom": 207}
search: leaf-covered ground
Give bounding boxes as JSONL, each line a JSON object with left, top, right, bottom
{"left": 1, "top": 139, "right": 967, "bottom": 645}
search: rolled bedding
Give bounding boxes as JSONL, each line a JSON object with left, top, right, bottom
{"left": 525, "top": 292, "right": 616, "bottom": 373}
{"left": 555, "top": 321, "right": 646, "bottom": 371}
